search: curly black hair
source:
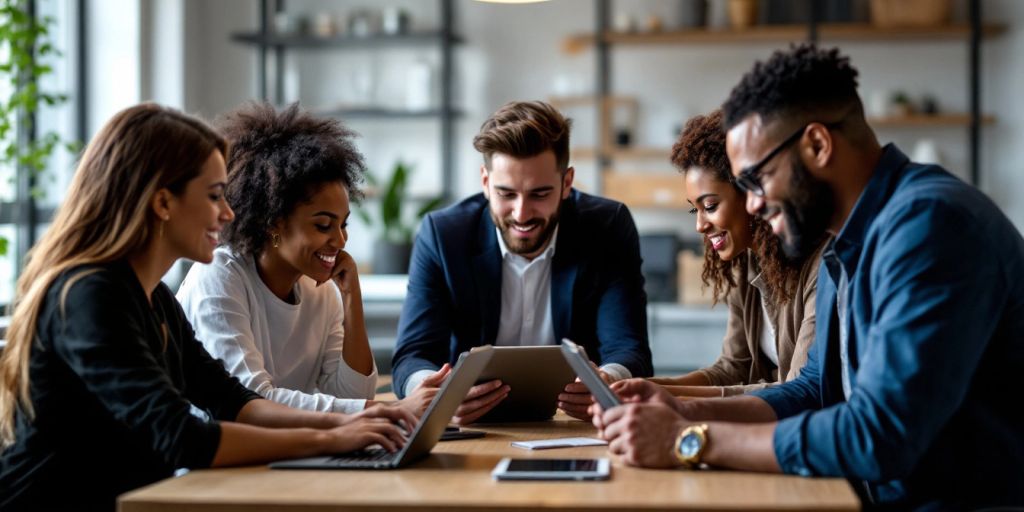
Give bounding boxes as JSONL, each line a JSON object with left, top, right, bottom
{"left": 722, "top": 44, "right": 860, "bottom": 130}
{"left": 217, "top": 101, "right": 366, "bottom": 256}
{"left": 671, "top": 110, "right": 801, "bottom": 305}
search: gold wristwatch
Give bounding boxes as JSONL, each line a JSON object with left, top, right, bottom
{"left": 673, "top": 423, "right": 709, "bottom": 469}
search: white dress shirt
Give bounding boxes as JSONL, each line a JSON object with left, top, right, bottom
{"left": 494, "top": 226, "right": 558, "bottom": 346}
{"left": 404, "top": 226, "right": 630, "bottom": 397}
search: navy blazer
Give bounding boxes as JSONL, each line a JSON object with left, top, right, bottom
{"left": 392, "top": 189, "right": 652, "bottom": 397}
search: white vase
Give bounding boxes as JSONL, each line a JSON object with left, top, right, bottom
{"left": 406, "top": 60, "right": 434, "bottom": 111}
{"left": 911, "top": 139, "right": 942, "bottom": 165}
{"left": 706, "top": 0, "right": 730, "bottom": 30}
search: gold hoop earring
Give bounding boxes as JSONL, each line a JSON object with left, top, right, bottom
{"left": 271, "top": 233, "right": 281, "bottom": 248}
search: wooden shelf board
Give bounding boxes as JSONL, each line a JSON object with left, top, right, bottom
{"left": 573, "top": 146, "right": 671, "bottom": 161}
{"left": 573, "top": 114, "right": 994, "bottom": 161}
{"left": 565, "top": 23, "right": 1006, "bottom": 48}
{"left": 612, "top": 147, "right": 672, "bottom": 160}
{"left": 548, "top": 95, "right": 637, "bottom": 108}
{"left": 602, "top": 172, "right": 688, "bottom": 209}
{"left": 549, "top": 95, "right": 600, "bottom": 107}
{"left": 572, "top": 147, "right": 600, "bottom": 160}
{"left": 822, "top": 23, "right": 1006, "bottom": 40}
{"left": 868, "top": 113, "right": 996, "bottom": 128}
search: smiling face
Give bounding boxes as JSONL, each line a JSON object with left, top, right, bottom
{"left": 684, "top": 166, "right": 753, "bottom": 262}
{"left": 163, "top": 150, "right": 234, "bottom": 264}
{"left": 482, "top": 150, "right": 573, "bottom": 260}
{"left": 269, "top": 181, "right": 351, "bottom": 283}
{"left": 726, "top": 115, "right": 834, "bottom": 260}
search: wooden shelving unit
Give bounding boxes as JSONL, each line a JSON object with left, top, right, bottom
{"left": 565, "top": 22, "right": 1006, "bottom": 50}
{"left": 573, "top": 146, "right": 669, "bottom": 161}
{"left": 571, "top": 1, "right": 1002, "bottom": 199}
{"left": 571, "top": 114, "right": 997, "bottom": 165}
{"left": 868, "top": 113, "right": 996, "bottom": 128}
{"left": 602, "top": 172, "right": 688, "bottom": 209}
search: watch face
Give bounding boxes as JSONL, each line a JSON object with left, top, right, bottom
{"left": 679, "top": 432, "right": 702, "bottom": 458}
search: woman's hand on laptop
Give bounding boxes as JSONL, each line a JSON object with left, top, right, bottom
{"left": 451, "top": 379, "right": 510, "bottom": 425}
{"left": 320, "top": 402, "right": 421, "bottom": 453}
{"left": 323, "top": 414, "right": 411, "bottom": 454}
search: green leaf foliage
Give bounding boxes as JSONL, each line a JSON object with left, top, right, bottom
{"left": 358, "top": 160, "right": 445, "bottom": 245}
{"left": 0, "top": 0, "right": 79, "bottom": 258}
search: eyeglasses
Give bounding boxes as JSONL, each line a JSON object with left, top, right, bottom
{"left": 734, "top": 121, "right": 843, "bottom": 197}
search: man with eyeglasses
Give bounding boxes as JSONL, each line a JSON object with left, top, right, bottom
{"left": 594, "top": 44, "right": 1024, "bottom": 510}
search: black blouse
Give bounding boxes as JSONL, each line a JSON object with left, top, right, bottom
{"left": 0, "top": 260, "right": 259, "bottom": 511}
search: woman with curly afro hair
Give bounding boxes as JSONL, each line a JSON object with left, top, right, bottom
{"left": 647, "top": 110, "right": 828, "bottom": 397}
{"left": 177, "top": 102, "right": 444, "bottom": 419}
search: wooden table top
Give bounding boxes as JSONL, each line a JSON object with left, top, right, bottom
{"left": 119, "top": 413, "right": 859, "bottom": 512}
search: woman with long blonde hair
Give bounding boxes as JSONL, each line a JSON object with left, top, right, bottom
{"left": 0, "top": 104, "right": 415, "bottom": 511}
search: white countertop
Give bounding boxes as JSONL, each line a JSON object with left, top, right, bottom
{"left": 360, "top": 275, "right": 728, "bottom": 324}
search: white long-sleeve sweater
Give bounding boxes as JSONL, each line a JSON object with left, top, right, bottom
{"left": 176, "top": 247, "right": 377, "bottom": 414}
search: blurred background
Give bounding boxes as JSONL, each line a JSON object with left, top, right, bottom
{"left": 2, "top": 0, "right": 1021, "bottom": 374}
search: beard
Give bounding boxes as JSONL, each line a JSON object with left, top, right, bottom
{"left": 767, "top": 158, "right": 834, "bottom": 260}
{"left": 491, "top": 204, "right": 561, "bottom": 257}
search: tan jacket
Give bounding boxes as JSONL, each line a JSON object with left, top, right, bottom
{"left": 695, "top": 240, "right": 827, "bottom": 396}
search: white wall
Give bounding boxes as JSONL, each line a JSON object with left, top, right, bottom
{"left": 140, "top": 0, "right": 186, "bottom": 108}
{"left": 983, "top": 0, "right": 1024, "bottom": 229}
{"left": 183, "top": 0, "right": 257, "bottom": 118}
{"left": 86, "top": 0, "right": 141, "bottom": 137}
{"left": 168, "top": 0, "right": 1024, "bottom": 263}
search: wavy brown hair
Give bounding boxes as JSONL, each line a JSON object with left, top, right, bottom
{"left": 670, "top": 110, "right": 801, "bottom": 305}
{"left": 0, "top": 103, "right": 226, "bottom": 448}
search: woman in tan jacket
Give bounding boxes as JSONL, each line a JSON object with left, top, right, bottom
{"left": 649, "top": 110, "right": 827, "bottom": 398}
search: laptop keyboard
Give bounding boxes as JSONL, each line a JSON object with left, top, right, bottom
{"left": 329, "top": 449, "right": 394, "bottom": 464}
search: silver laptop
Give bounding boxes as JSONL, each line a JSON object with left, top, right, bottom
{"left": 269, "top": 346, "right": 495, "bottom": 470}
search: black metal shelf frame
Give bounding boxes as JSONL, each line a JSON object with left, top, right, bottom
{"left": 240, "top": 0, "right": 459, "bottom": 202}
{"left": 313, "top": 108, "right": 464, "bottom": 120}
{"left": 231, "top": 31, "right": 462, "bottom": 48}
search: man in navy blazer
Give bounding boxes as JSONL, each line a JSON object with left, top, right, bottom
{"left": 392, "top": 101, "right": 652, "bottom": 423}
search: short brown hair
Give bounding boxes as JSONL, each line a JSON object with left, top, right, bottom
{"left": 473, "top": 101, "right": 572, "bottom": 172}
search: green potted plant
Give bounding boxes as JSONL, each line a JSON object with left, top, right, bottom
{"left": 0, "top": 1, "right": 77, "bottom": 259}
{"left": 889, "top": 91, "right": 916, "bottom": 118}
{"left": 356, "top": 161, "right": 443, "bottom": 274}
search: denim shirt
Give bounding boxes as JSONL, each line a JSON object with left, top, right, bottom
{"left": 750, "top": 145, "right": 1024, "bottom": 508}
